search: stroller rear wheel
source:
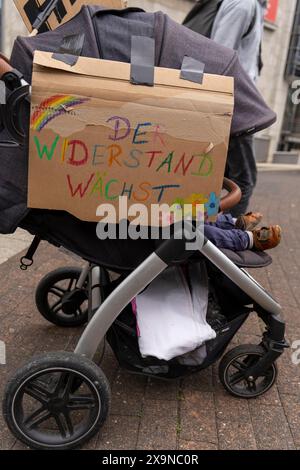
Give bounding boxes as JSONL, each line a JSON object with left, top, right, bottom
{"left": 3, "top": 352, "right": 111, "bottom": 450}
{"left": 219, "top": 344, "right": 278, "bottom": 398}
{"left": 36, "top": 267, "right": 89, "bottom": 327}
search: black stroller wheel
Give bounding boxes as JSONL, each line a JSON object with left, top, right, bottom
{"left": 36, "top": 267, "right": 89, "bottom": 327}
{"left": 219, "top": 345, "right": 278, "bottom": 398}
{"left": 3, "top": 352, "right": 111, "bottom": 450}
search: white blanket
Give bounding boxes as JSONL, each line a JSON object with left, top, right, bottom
{"left": 135, "top": 262, "right": 216, "bottom": 361}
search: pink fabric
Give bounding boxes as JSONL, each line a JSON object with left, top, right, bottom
{"left": 131, "top": 298, "right": 141, "bottom": 337}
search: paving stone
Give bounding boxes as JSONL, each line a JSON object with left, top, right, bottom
{"left": 237, "top": 315, "right": 263, "bottom": 337}
{"left": 215, "top": 391, "right": 251, "bottom": 422}
{"left": 251, "top": 384, "right": 281, "bottom": 406}
{"left": 235, "top": 332, "right": 263, "bottom": 346}
{"left": 249, "top": 404, "right": 295, "bottom": 450}
{"left": 111, "top": 393, "right": 143, "bottom": 417}
{"left": 276, "top": 351, "right": 300, "bottom": 396}
{"left": 0, "top": 230, "right": 32, "bottom": 265}
{"left": 111, "top": 370, "right": 147, "bottom": 416}
{"left": 180, "top": 390, "right": 217, "bottom": 445}
{"left": 137, "top": 399, "right": 178, "bottom": 450}
{"left": 0, "top": 416, "right": 17, "bottom": 451}
{"left": 277, "top": 379, "right": 300, "bottom": 397}
{"left": 182, "top": 368, "right": 214, "bottom": 392}
{"left": 97, "top": 416, "right": 140, "bottom": 450}
{"left": 114, "top": 370, "right": 147, "bottom": 395}
{"left": 214, "top": 391, "right": 257, "bottom": 450}
{"left": 280, "top": 394, "right": 300, "bottom": 447}
{"left": 80, "top": 434, "right": 99, "bottom": 451}
{"left": 99, "top": 347, "right": 120, "bottom": 384}
{"left": 218, "top": 421, "right": 257, "bottom": 450}
{"left": 285, "top": 321, "right": 300, "bottom": 341}
{"left": 179, "top": 439, "right": 218, "bottom": 450}
{"left": 145, "top": 377, "right": 180, "bottom": 401}
{"left": 11, "top": 441, "right": 30, "bottom": 450}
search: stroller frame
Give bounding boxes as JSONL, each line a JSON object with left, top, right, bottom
{"left": 1, "top": 63, "right": 288, "bottom": 451}
{"left": 75, "top": 227, "right": 286, "bottom": 382}
{"left": 2, "top": 225, "right": 288, "bottom": 450}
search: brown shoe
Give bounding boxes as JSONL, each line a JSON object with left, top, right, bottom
{"left": 253, "top": 225, "right": 282, "bottom": 251}
{"left": 236, "top": 212, "right": 263, "bottom": 231}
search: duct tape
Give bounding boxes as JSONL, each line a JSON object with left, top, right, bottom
{"left": 52, "top": 33, "right": 85, "bottom": 66}
{"left": 180, "top": 56, "right": 205, "bottom": 85}
{"left": 0, "top": 81, "right": 6, "bottom": 105}
{"left": 130, "top": 36, "right": 155, "bottom": 87}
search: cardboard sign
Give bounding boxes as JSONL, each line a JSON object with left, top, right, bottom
{"left": 28, "top": 51, "right": 234, "bottom": 223}
{"left": 14, "top": 0, "right": 126, "bottom": 33}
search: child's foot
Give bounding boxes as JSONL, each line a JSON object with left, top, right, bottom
{"left": 252, "top": 225, "right": 282, "bottom": 251}
{"left": 236, "top": 212, "right": 263, "bottom": 231}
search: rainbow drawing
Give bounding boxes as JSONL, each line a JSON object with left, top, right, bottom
{"left": 31, "top": 94, "right": 90, "bottom": 132}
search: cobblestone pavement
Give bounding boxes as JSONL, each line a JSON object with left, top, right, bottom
{"left": 0, "top": 171, "right": 299, "bottom": 450}
{"left": 0, "top": 230, "right": 32, "bottom": 265}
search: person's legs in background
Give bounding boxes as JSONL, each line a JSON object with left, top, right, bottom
{"left": 225, "top": 134, "right": 257, "bottom": 217}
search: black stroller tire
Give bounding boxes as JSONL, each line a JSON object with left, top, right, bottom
{"left": 35, "top": 267, "right": 89, "bottom": 327}
{"left": 219, "top": 344, "right": 278, "bottom": 398}
{"left": 3, "top": 352, "right": 111, "bottom": 450}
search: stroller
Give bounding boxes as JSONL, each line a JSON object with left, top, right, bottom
{"left": 0, "top": 6, "right": 288, "bottom": 450}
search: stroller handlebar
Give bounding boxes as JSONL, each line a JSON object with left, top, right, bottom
{"left": 220, "top": 178, "right": 242, "bottom": 212}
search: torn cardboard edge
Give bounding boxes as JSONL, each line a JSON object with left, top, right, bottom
{"left": 33, "top": 51, "right": 234, "bottom": 95}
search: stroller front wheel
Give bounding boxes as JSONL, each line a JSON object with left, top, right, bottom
{"left": 2, "top": 352, "right": 111, "bottom": 450}
{"left": 219, "top": 344, "right": 278, "bottom": 398}
{"left": 35, "top": 267, "right": 89, "bottom": 327}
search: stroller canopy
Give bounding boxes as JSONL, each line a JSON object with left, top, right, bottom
{"left": 0, "top": 5, "right": 276, "bottom": 235}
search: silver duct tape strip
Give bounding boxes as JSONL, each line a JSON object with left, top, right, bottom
{"left": 130, "top": 36, "right": 155, "bottom": 86}
{"left": 52, "top": 33, "right": 85, "bottom": 66}
{"left": 180, "top": 56, "right": 205, "bottom": 85}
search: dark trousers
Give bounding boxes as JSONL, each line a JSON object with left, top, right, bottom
{"left": 225, "top": 135, "right": 257, "bottom": 217}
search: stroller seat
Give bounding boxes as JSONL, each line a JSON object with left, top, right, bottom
{"left": 20, "top": 209, "right": 272, "bottom": 273}
{"left": 219, "top": 249, "right": 272, "bottom": 269}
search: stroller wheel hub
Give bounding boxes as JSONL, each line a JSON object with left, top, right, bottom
{"left": 61, "top": 289, "right": 87, "bottom": 315}
{"left": 35, "top": 267, "right": 89, "bottom": 327}
{"left": 219, "top": 344, "right": 278, "bottom": 398}
{"left": 48, "top": 397, "right": 66, "bottom": 411}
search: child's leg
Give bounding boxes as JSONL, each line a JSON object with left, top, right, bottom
{"left": 204, "top": 224, "right": 250, "bottom": 251}
{"left": 213, "top": 213, "right": 237, "bottom": 230}
{"left": 211, "top": 213, "right": 263, "bottom": 232}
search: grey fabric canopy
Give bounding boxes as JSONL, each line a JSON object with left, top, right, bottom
{"left": 0, "top": 5, "right": 276, "bottom": 235}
